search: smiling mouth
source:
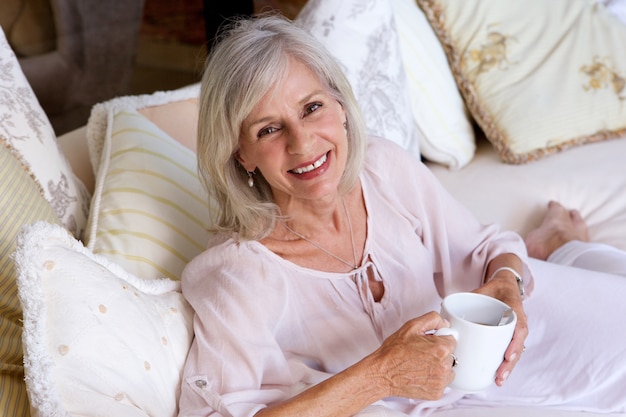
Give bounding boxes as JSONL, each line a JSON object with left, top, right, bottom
{"left": 290, "top": 152, "right": 328, "bottom": 174}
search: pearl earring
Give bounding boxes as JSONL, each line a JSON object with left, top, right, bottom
{"left": 247, "top": 171, "right": 254, "bottom": 188}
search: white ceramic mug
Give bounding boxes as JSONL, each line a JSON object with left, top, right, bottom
{"left": 435, "top": 292, "right": 517, "bottom": 392}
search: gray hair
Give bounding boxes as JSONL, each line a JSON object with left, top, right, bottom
{"left": 197, "top": 14, "right": 368, "bottom": 241}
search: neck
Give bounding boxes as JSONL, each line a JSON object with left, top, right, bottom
{"left": 279, "top": 195, "right": 358, "bottom": 270}
{"left": 276, "top": 194, "right": 346, "bottom": 239}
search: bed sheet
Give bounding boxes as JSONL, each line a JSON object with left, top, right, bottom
{"left": 427, "top": 135, "right": 626, "bottom": 252}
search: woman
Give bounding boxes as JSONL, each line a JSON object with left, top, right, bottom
{"left": 179, "top": 15, "right": 626, "bottom": 417}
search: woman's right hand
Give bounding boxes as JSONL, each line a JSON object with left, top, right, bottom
{"left": 366, "top": 311, "right": 456, "bottom": 401}
{"left": 255, "top": 311, "right": 455, "bottom": 417}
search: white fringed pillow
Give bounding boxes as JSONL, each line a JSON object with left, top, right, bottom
{"left": 418, "top": 0, "right": 626, "bottom": 163}
{"left": 15, "top": 222, "right": 194, "bottom": 417}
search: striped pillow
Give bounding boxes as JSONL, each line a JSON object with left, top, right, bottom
{"left": 85, "top": 109, "right": 215, "bottom": 280}
{"left": 0, "top": 137, "right": 60, "bottom": 417}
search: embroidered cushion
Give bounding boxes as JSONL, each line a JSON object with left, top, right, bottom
{"left": 417, "top": 0, "right": 626, "bottom": 163}
{"left": 296, "top": 0, "right": 421, "bottom": 160}
{"left": 0, "top": 26, "right": 90, "bottom": 236}
{"left": 391, "top": 0, "right": 476, "bottom": 168}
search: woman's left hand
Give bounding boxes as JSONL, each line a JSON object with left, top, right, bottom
{"left": 474, "top": 255, "right": 529, "bottom": 387}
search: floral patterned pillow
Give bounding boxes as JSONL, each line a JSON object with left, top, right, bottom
{"left": 0, "top": 27, "right": 90, "bottom": 237}
{"left": 391, "top": 0, "right": 476, "bottom": 169}
{"left": 296, "top": 0, "right": 421, "bottom": 159}
{"left": 417, "top": 0, "right": 626, "bottom": 164}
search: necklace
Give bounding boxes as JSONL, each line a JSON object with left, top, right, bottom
{"left": 281, "top": 198, "right": 358, "bottom": 270}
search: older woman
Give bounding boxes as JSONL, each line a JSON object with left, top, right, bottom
{"left": 178, "top": 13, "right": 626, "bottom": 417}
{"left": 177, "top": 14, "right": 532, "bottom": 417}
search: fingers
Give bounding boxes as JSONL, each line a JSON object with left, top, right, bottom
{"left": 407, "top": 311, "right": 451, "bottom": 335}
{"left": 495, "top": 310, "right": 529, "bottom": 386}
{"left": 473, "top": 276, "right": 529, "bottom": 387}
{"left": 374, "top": 312, "right": 457, "bottom": 400}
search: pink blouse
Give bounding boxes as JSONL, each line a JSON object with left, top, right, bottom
{"left": 178, "top": 137, "right": 530, "bottom": 416}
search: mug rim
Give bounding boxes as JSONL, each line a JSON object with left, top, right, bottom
{"left": 442, "top": 292, "right": 516, "bottom": 327}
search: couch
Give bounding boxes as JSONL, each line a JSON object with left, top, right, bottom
{"left": 2, "top": 0, "right": 626, "bottom": 416}
{"left": 0, "top": 0, "right": 145, "bottom": 135}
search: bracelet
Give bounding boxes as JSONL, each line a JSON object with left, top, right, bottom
{"left": 488, "top": 266, "right": 525, "bottom": 299}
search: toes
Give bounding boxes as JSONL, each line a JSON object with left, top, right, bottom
{"left": 569, "top": 209, "right": 583, "bottom": 223}
{"left": 569, "top": 209, "right": 590, "bottom": 242}
{"left": 547, "top": 200, "right": 564, "bottom": 211}
{"left": 546, "top": 201, "right": 567, "bottom": 217}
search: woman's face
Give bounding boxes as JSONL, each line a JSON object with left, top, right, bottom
{"left": 237, "top": 58, "right": 348, "bottom": 207}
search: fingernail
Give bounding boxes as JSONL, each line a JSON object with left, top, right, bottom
{"left": 509, "top": 352, "right": 518, "bottom": 362}
{"left": 502, "top": 371, "right": 510, "bottom": 381}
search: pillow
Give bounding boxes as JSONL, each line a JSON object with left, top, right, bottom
{"left": 15, "top": 221, "right": 194, "bottom": 417}
{"left": 86, "top": 84, "right": 200, "bottom": 173}
{"left": 0, "top": 138, "right": 60, "bottom": 417}
{"left": 85, "top": 106, "right": 214, "bottom": 281}
{"left": 0, "top": 26, "right": 90, "bottom": 237}
{"left": 296, "top": 0, "right": 421, "bottom": 159}
{"left": 417, "top": 0, "right": 626, "bottom": 164}
{"left": 601, "top": 0, "right": 626, "bottom": 24}
{"left": 390, "top": 0, "right": 476, "bottom": 169}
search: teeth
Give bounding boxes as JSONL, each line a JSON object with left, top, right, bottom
{"left": 292, "top": 153, "right": 327, "bottom": 174}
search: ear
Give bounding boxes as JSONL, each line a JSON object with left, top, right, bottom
{"left": 337, "top": 101, "right": 347, "bottom": 127}
{"left": 234, "top": 150, "right": 256, "bottom": 173}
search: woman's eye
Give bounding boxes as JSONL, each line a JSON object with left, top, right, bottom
{"left": 304, "top": 102, "right": 322, "bottom": 115}
{"left": 257, "top": 126, "right": 278, "bottom": 138}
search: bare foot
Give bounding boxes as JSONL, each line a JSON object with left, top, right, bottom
{"left": 525, "top": 201, "right": 590, "bottom": 260}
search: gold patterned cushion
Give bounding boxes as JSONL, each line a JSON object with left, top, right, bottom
{"left": 417, "top": 0, "right": 626, "bottom": 163}
{"left": 0, "top": 137, "right": 60, "bottom": 417}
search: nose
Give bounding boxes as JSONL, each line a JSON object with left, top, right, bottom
{"left": 286, "top": 121, "right": 312, "bottom": 155}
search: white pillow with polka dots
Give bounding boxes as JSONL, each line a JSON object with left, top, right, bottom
{"left": 14, "top": 221, "right": 193, "bottom": 417}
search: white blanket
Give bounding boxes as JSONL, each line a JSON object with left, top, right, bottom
{"left": 356, "top": 259, "right": 626, "bottom": 416}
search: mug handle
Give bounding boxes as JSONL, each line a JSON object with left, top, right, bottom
{"left": 434, "top": 327, "right": 459, "bottom": 341}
